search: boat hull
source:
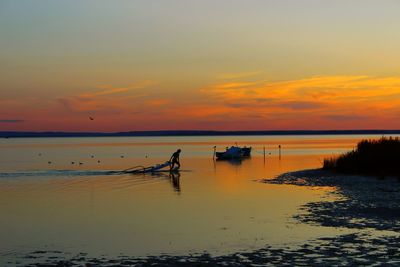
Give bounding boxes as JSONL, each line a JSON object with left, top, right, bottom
{"left": 215, "top": 146, "right": 251, "bottom": 160}
{"left": 216, "top": 152, "right": 243, "bottom": 159}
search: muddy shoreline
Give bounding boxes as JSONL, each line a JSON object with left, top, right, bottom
{"left": 265, "top": 169, "right": 400, "bottom": 231}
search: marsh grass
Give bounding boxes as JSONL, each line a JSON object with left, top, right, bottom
{"left": 323, "top": 137, "right": 400, "bottom": 177}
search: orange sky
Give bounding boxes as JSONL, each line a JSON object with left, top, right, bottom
{"left": 1, "top": 1, "right": 400, "bottom": 131}
{"left": 1, "top": 74, "right": 399, "bottom": 131}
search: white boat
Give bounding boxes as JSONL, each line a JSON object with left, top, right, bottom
{"left": 216, "top": 146, "right": 247, "bottom": 159}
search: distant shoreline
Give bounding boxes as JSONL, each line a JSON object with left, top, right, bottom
{"left": 1, "top": 130, "right": 400, "bottom": 138}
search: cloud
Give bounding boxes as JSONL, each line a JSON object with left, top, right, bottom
{"left": 202, "top": 75, "right": 400, "bottom": 108}
{"left": 189, "top": 75, "right": 400, "bottom": 128}
{"left": 49, "top": 75, "right": 400, "bottom": 130}
{"left": 0, "top": 119, "right": 24, "bottom": 123}
{"left": 146, "top": 99, "right": 170, "bottom": 107}
{"left": 279, "top": 101, "right": 325, "bottom": 110}
{"left": 323, "top": 115, "right": 369, "bottom": 121}
{"left": 57, "top": 81, "right": 155, "bottom": 114}
{"left": 87, "top": 80, "right": 156, "bottom": 97}
{"left": 218, "top": 71, "right": 263, "bottom": 80}
{"left": 2, "top": 75, "right": 399, "bottom": 131}
{"left": 214, "top": 82, "right": 260, "bottom": 89}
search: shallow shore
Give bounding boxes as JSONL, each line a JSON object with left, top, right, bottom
{"left": 12, "top": 169, "right": 400, "bottom": 266}
{"left": 264, "top": 169, "right": 400, "bottom": 231}
{"left": 16, "top": 232, "right": 400, "bottom": 266}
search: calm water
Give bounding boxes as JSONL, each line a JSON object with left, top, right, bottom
{"left": 0, "top": 135, "right": 396, "bottom": 265}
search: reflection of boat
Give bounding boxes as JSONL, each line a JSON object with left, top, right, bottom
{"left": 215, "top": 146, "right": 252, "bottom": 160}
{"left": 241, "top": 147, "right": 251, "bottom": 157}
{"left": 224, "top": 158, "right": 244, "bottom": 165}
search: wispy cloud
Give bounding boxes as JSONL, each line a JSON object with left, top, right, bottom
{"left": 192, "top": 75, "right": 400, "bottom": 129}
{"left": 202, "top": 75, "right": 400, "bottom": 107}
{"left": 2, "top": 75, "right": 399, "bottom": 131}
{"left": 323, "top": 115, "right": 369, "bottom": 121}
{"left": 146, "top": 99, "right": 170, "bottom": 107}
{"left": 86, "top": 80, "right": 156, "bottom": 97}
{"left": 57, "top": 81, "right": 156, "bottom": 114}
{"left": 218, "top": 71, "right": 263, "bottom": 80}
{"left": 279, "top": 101, "right": 326, "bottom": 110}
{"left": 0, "top": 119, "right": 24, "bottom": 123}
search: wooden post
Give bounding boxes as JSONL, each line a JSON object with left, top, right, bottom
{"left": 278, "top": 145, "right": 281, "bottom": 160}
{"left": 263, "top": 146, "right": 266, "bottom": 160}
{"left": 213, "top": 146, "right": 216, "bottom": 160}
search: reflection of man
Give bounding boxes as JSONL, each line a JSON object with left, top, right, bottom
{"left": 169, "top": 149, "right": 181, "bottom": 170}
{"left": 169, "top": 172, "right": 181, "bottom": 193}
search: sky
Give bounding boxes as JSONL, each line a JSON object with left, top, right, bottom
{"left": 1, "top": 0, "right": 400, "bottom": 131}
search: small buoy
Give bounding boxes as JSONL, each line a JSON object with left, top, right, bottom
{"left": 79, "top": 162, "right": 83, "bottom": 165}
{"left": 120, "top": 155, "right": 124, "bottom": 158}
{"left": 91, "top": 155, "right": 94, "bottom": 158}
{"left": 97, "top": 160, "right": 100, "bottom": 163}
{"left": 71, "top": 162, "right": 75, "bottom": 164}
{"left": 48, "top": 161, "right": 51, "bottom": 164}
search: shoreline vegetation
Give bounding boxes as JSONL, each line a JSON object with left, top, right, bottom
{"left": 323, "top": 137, "right": 400, "bottom": 178}
{"left": 1, "top": 130, "right": 400, "bottom": 138}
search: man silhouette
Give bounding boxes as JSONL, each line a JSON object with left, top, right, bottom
{"left": 169, "top": 149, "right": 181, "bottom": 170}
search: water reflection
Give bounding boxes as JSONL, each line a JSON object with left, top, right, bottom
{"left": 216, "top": 158, "right": 243, "bottom": 166}
{"left": 215, "top": 156, "right": 252, "bottom": 166}
{"left": 1, "top": 135, "right": 387, "bottom": 264}
{"left": 169, "top": 172, "right": 181, "bottom": 193}
{"left": 126, "top": 171, "right": 182, "bottom": 194}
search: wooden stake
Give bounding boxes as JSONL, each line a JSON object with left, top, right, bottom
{"left": 213, "top": 146, "right": 216, "bottom": 160}
{"left": 279, "top": 145, "right": 281, "bottom": 159}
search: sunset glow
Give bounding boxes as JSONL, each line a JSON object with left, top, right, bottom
{"left": 1, "top": 1, "right": 400, "bottom": 131}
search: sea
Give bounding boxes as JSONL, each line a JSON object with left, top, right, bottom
{"left": 0, "top": 134, "right": 396, "bottom": 265}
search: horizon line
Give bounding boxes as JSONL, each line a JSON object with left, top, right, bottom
{"left": 1, "top": 129, "right": 400, "bottom": 138}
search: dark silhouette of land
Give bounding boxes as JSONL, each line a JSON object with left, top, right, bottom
{"left": 1, "top": 130, "right": 399, "bottom": 138}
{"left": 323, "top": 137, "right": 400, "bottom": 177}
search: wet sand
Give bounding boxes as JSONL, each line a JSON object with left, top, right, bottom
{"left": 18, "top": 231, "right": 400, "bottom": 266}
{"left": 265, "top": 169, "right": 400, "bottom": 231}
